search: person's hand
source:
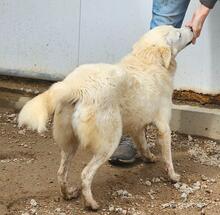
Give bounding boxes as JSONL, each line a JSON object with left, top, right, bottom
{"left": 186, "top": 4, "right": 210, "bottom": 44}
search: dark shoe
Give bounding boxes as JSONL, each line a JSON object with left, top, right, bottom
{"left": 109, "top": 136, "right": 137, "bottom": 165}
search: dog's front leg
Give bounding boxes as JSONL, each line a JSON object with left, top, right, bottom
{"left": 133, "top": 130, "right": 157, "bottom": 163}
{"left": 155, "top": 120, "right": 180, "bottom": 182}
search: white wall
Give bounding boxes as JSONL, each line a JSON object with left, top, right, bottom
{"left": 0, "top": 0, "right": 80, "bottom": 80}
{"left": 79, "top": 0, "right": 220, "bottom": 94}
{"left": 0, "top": 0, "right": 220, "bottom": 94}
{"left": 79, "top": 0, "right": 150, "bottom": 64}
{"left": 176, "top": 1, "right": 220, "bottom": 94}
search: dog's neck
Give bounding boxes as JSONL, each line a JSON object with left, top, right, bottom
{"left": 119, "top": 52, "right": 176, "bottom": 75}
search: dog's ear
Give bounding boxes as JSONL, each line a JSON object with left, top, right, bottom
{"left": 160, "top": 47, "right": 172, "bottom": 69}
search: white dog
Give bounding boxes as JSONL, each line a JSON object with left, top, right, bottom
{"left": 18, "top": 25, "right": 193, "bottom": 210}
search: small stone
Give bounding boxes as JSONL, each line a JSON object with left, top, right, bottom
{"left": 160, "top": 177, "right": 166, "bottom": 181}
{"left": 161, "top": 203, "right": 170, "bottom": 209}
{"left": 161, "top": 201, "right": 176, "bottom": 209}
{"left": 30, "top": 199, "right": 38, "bottom": 207}
{"left": 181, "top": 192, "right": 188, "bottom": 199}
{"left": 205, "top": 189, "right": 213, "bottom": 194}
{"left": 145, "top": 180, "right": 152, "bottom": 186}
{"left": 196, "top": 203, "right": 206, "bottom": 209}
{"left": 8, "top": 114, "right": 16, "bottom": 118}
{"left": 152, "top": 177, "right": 161, "bottom": 183}
{"left": 40, "top": 133, "right": 47, "bottom": 138}
{"left": 194, "top": 181, "right": 201, "bottom": 186}
{"left": 188, "top": 135, "right": 193, "bottom": 141}
{"left": 201, "top": 175, "right": 208, "bottom": 181}
{"left": 109, "top": 206, "right": 114, "bottom": 212}
{"left": 192, "top": 181, "right": 201, "bottom": 190}
{"left": 25, "top": 89, "right": 33, "bottom": 93}
{"left": 201, "top": 209, "right": 205, "bottom": 215}
{"left": 30, "top": 208, "right": 37, "bottom": 214}
{"left": 202, "top": 184, "right": 208, "bottom": 189}
{"left": 115, "top": 208, "right": 123, "bottom": 213}
{"left": 116, "top": 190, "right": 123, "bottom": 196}
{"left": 122, "top": 190, "right": 129, "bottom": 196}
{"left": 18, "top": 130, "right": 26, "bottom": 135}
{"left": 122, "top": 209, "right": 127, "bottom": 215}
{"left": 179, "top": 183, "right": 193, "bottom": 195}
{"left": 55, "top": 208, "right": 61, "bottom": 213}
{"left": 180, "top": 183, "right": 188, "bottom": 190}
{"left": 148, "top": 190, "right": 155, "bottom": 200}
{"left": 210, "top": 178, "right": 216, "bottom": 183}
{"left": 115, "top": 189, "right": 132, "bottom": 198}
{"left": 174, "top": 182, "right": 181, "bottom": 189}
{"left": 22, "top": 213, "right": 30, "bottom": 215}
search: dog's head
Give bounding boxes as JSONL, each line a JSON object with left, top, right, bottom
{"left": 132, "top": 25, "right": 193, "bottom": 68}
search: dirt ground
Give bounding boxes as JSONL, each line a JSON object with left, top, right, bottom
{"left": 1, "top": 107, "right": 220, "bottom": 215}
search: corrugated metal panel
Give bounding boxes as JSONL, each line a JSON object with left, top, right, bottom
{"left": 0, "top": 0, "right": 81, "bottom": 80}
{"left": 0, "top": 0, "right": 220, "bottom": 94}
{"left": 79, "top": 0, "right": 220, "bottom": 94}
{"left": 79, "top": 0, "right": 150, "bottom": 64}
{"left": 175, "top": 1, "right": 220, "bottom": 94}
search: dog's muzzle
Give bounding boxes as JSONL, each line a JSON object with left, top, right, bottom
{"left": 185, "top": 26, "right": 193, "bottom": 47}
{"left": 186, "top": 41, "right": 192, "bottom": 46}
{"left": 188, "top": 26, "right": 193, "bottom": 32}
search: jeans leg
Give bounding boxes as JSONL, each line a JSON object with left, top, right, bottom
{"left": 150, "top": 0, "right": 191, "bottom": 29}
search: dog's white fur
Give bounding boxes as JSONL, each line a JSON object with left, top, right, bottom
{"left": 18, "top": 26, "right": 193, "bottom": 210}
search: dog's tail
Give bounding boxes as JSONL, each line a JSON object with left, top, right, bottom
{"left": 18, "top": 81, "right": 78, "bottom": 133}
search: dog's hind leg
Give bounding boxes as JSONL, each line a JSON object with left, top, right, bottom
{"left": 79, "top": 108, "right": 122, "bottom": 210}
{"left": 57, "top": 144, "right": 80, "bottom": 200}
{"left": 154, "top": 113, "right": 180, "bottom": 182}
{"left": 81, "top": 151, "right": 117, "bottom": 210}
{"left": 53, "top": 105, "right": 80, "bottom": 200}
{"left": 132, "top": 129, "right": 157, "bottom": 163}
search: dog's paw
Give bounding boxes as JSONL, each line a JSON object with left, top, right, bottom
{"left": 169, "top": 172, "right": 181, "bottom": 182}
{"left": 142, "top": 153, "right": 158, "bottom": 163}
{"left": 85, "top": 200, "right": 100, "bottom": 211}
{"left": 63, "top": 186, "right": 81, "bottom": 200}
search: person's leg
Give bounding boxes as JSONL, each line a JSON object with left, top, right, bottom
{"left": 109, "top": 135, "right": 137, "bottom": 165}
{"left": 150, "top": 0, "right": 191, "bottom": 29}
{"left": 110, "top": 0, "right": 191, "bottom": 166}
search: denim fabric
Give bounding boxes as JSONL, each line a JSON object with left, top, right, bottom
{"left": 150, "top": 0, "right": 191, "bottom": 29}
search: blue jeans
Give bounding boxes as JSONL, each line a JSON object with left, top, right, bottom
{"left": 150, "top": 0, "right": 191, "bottom": 29}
